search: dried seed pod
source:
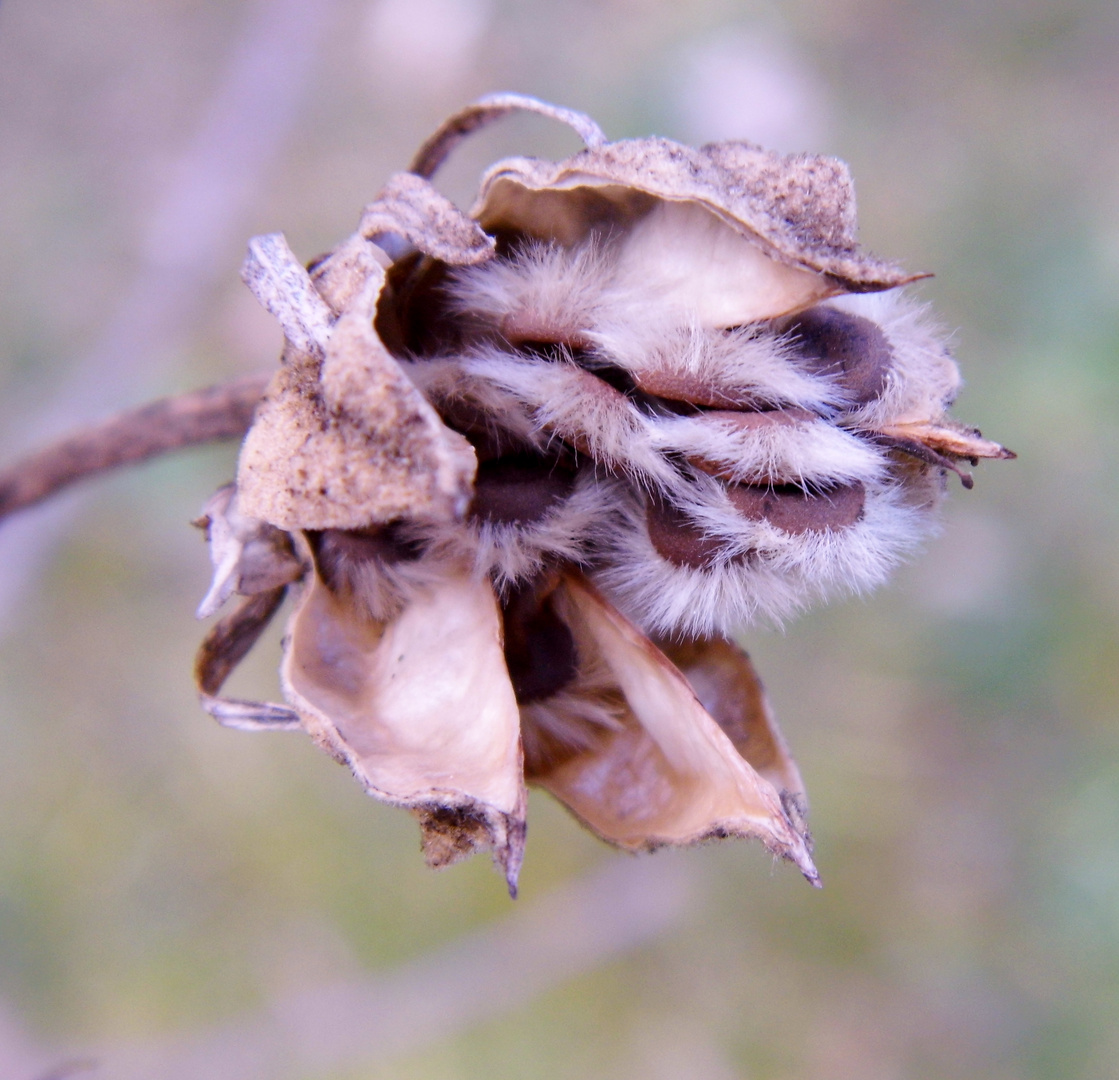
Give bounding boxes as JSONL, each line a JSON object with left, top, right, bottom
{"left": 185, "top": 93, "right": 1013, "bottom": 894}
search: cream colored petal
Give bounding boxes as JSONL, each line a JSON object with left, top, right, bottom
{"left": 658, "top": 636, "right": 810, "bottom": 843}
{"left": 536, "top": 576, "right": 818, "bottom": 882}
{"left": 236, "top": 265, "right": 476, "bottom": 531}
{"left": 281, "top": 565, "right": 527, "bottom": 893}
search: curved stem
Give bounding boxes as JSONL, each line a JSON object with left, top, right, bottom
{"left": 0, "top": 374, "right": 269, "bottom": 523}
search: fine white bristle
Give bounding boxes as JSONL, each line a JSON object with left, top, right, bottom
{"left": 648, "top": 411, "right": 887, "bottom": 489}
{"left": 420, "top": 232, "right": 965, "bottom": 639}
{"left": 444, "top": 239, "right": 610, "bottom": 343}
{"left": 592, "top": 477, "right": 933, "bottom": 639}
{"left": 828, "top": 291, "right": 962, "bottom": 428}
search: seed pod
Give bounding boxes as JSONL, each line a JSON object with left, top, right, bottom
{"left": 193, "top": 94, "right": 1013, "bottom": 894}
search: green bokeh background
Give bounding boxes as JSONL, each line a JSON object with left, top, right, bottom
{"left": 1, "top": 1, "right": 1118, "bottom": 1076}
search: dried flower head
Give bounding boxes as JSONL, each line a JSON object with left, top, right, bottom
{"left": 192, "top": 94, "right": 1013, "bottom": 896}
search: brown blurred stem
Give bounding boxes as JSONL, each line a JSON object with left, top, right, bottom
{"left": 0, "top": 374, "right": 269, "bottom": 523}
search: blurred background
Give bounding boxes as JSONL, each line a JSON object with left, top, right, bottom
{"left": 1, "top": 0, "right": 1117, "bottom": 1077}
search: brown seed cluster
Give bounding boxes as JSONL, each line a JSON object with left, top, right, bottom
{"left": 195, "top": 95, "right": 1012, "bottom": 895}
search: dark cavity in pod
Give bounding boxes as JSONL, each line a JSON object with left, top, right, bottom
{"left": 501, "top": 578, "right": 579, "bottom": 704}
{"left": 307, "top": 525, "right": 424, "bottom": 594}
{"left": 469, "top": 452, "right": 578, "bottom": 525}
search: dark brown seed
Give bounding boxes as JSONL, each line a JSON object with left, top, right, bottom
{"left": 726, "top": 480, "right": 865, "bottom": 534}
{"left": 783, "top": 307, "right": 892, "bottom": 406}
{"left": 645, "top": 494, "right": 733, "bottom": 569}
{"left": 630, "top": 367, "right": 763, "bottom": 410}
{"left": 469, "top": 454, "right": 577, "bottom": 525}
{"left": 502, "top": 582, "right": 579, "bottom": 704}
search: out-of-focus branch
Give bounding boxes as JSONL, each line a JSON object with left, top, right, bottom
{"left": 0, "top": 376, "right": 268, "bottom": 524}
{"left": 83, "top": 856, "right": 692, "bottom": 1080}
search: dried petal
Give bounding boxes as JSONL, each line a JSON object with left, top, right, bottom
{"left": 281, "top": 559, "right": 527, "bottom": 894}
{"left": 875, "top": 419, "right": 1016, "bottom": 462}
{"left": 240, "top": 233, "right": 336, "bottom": 358}
{"left": 528, "top": 575, "right": 818, "bottom": 881}
{"left": 360, "top": 172, "right": 496, "bottom": 267}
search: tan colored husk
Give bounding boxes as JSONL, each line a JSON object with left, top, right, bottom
{"left": 660, "top": 637, "right": 810, "bottom": 841}
{"left": 530, "top": 575, "right": 818, "bottom": 882}
{"left": 237, "top": 267, "right": 477, "bottom": 531}
{"left": 236, "top": 171, "right": 502, "bottom": 533}
{"left": 193, "top": 94, "right": 959, "bottom": 892}
{"left": 472, "top": 135, "right": 920, "bottom": 295}
{"left": 280, "top": 549, "right": 527, "bottom": 894}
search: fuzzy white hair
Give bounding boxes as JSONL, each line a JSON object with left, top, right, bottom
{"left": 430, "top": 232, "right": 963, "bottom": 640}
{"left": 444, "top": 239, "right": 610, "bottom": 343}
{"left": 589, "top": 318, "right": 843, "bottom": 414}
{"left": 415, "top": 468, "right": 625, "bottom": 594}
{"left": 647, "top": 411, "right": 887, "bottom": 490}
{"left": 592, "top": 477, "right": 932, "bottom": 638}
{"left": 827, "top": 291, "right": 962, "bottom": 428}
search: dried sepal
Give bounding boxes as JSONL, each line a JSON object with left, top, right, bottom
{"left": 237, "top": 264, "right": 477, "bottom": 530}
{"left": 526, "top": 575, "right": 818, "bottom": 882}
{"left": 194, "top": 587, "right": 301, "bottom": 732}
{"left": 659, "top": 637, "right": 809, "bottom": 840}
{"left": 240, "top": 233, "right": 336, "bottom": 358}
{"left": 359, "top": 172, "right": 496, "bottom": 267}
{"left": 194, "top": 483, "right": 303, "bottom": 618}
{"left": 281, "top": 548, "right": 527, "bottom": 894}
{"left": 471, "top": 129, "right": 920, "bottom": 297}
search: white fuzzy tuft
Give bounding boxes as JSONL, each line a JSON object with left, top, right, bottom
{"left": 589, "top": 317, "right": 843, "bottom": 414}
{"left": 443, "top": 239, "right": 610, "bottom": 342}
{"left": 648, "top": 411, "right": 887, "bottom": 489}
{"left": 592, "top": 478, "right": 933, "bottom": 638}
{"left": 828, "top": 291, "right": 962, "bottom": 428}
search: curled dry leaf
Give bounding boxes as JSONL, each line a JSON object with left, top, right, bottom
{"left": 190, "top": 93, "right": 1012, "bottom": 894}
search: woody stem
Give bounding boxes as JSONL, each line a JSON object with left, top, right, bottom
{"left": 0, "top": 373, "right": 269, "bottom": 523}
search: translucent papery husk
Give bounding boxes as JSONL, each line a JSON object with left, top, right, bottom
{"left": 524, "top": 574, "right": 818, "bottom": 883}
{"left": 280, "top": 540, "right": 528, "bottom": 895}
